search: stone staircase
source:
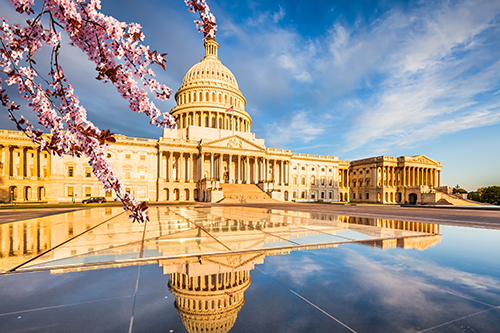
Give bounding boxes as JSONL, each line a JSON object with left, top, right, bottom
{"left": 432, "top": 189, "right": 484, "bottom": 206}
{"left": 218, "top": 183, "right": 278, "bottom": 203}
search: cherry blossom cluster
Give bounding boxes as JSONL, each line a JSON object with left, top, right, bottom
{"left": 184, "top": 0, "right": 217, "bottom": 40}
{"left": 1, "top": 0, "right": 216, "bottom": 223}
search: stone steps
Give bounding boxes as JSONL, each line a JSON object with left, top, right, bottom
{"left": 433, "top": 190, "right": 483, "bottom": 206}
{"left": 218, "top": 184, "right": 277, "bottom": 203}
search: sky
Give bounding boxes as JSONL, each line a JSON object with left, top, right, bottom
{"left": 1, "top": 0, "right": 499, "bottom": 191}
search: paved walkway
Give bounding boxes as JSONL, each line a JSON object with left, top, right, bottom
{"left": 1, "top": 202, "right": 499, "bottom": 229}
{"left": 0, "top": 207, "right": 86, "bottom": 224}
{"left": 210, "top": 202, "right": 500, "bottom": 230}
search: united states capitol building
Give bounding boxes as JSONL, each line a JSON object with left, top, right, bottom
{"left": 1, "top": 38, "right": 470, "bottom": 206}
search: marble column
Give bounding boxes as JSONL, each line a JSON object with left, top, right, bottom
{"left": 189, "top": 153, "right": 194, "bottom": 182}
{"left": 244, "top": 156, "right": 248, "bottom": 184}
{"left": 219, "top": 154, "right": 223, "bottom": 181}
{"left": 237, "top": 155, "right": 241, "bottom": 183}
{"left": 380, "top": 166, "right": 384, "bottom": 188}
{"left": 179, "top": 153, "right": 185, "bottom": 182}
{"left": 229, "top": 154, "right": 233, "bottom": 183}
{"left": 210, "top": 153, "right": 214, "bottom": 179}
{"left": 167, "top": 153, "right": 172, "bottom": 181}
{"left": 200, "top": 153, "right": 205, "bottom": 180}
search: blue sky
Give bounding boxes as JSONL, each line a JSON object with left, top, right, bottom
{"left": 1, "top": 0, "right": 499, "bottom": 191}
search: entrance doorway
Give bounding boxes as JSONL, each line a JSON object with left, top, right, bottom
{"left": 409, "top": 193, "right": 418, "bottom": 205}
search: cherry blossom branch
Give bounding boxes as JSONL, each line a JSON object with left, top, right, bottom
{"left": 1, "top": 0, "right": 217, "bottom": 223}
{"left": 184, "top": 0, "right": 217, "bottom": 40}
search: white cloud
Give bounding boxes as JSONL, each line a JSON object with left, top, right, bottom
{"left": 272, "top": 5, "right": 285, "bottom": 24}
{"left": 329, "top": 0, "right": 500, "bottom": 152}
{"left": 265, "top": 110, "right": 324, "bottom": 147}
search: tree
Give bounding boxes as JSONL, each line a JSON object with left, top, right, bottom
{"left": 468, "top": 186, "right": 500, "bottom": 205}
{"left": 0, "top": 0, "right": 216, "bottom": 222}
{"left": 453, "top": 184, "right": 467, "bottom": 194}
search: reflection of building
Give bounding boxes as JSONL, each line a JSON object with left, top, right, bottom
{"left": 0, "top": 206, "right": 442, "bottom": 273}
{"left": 162, "top": 252, "right": 280, "bottom": 333}
{"left": 1, "top": 38, "right": 476, "bottom": 205}
{"left": 0, "top": 206, "right": 444, "bottom": 331}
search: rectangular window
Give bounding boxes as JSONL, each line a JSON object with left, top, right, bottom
{"left": 125, "top": 169, "right": 131, "bottom": 179}
{"left": 105, "top": 190, "right": 112, "bottom": 198}
{"left": 85, "top": 167, "right": 92, "bottom": 178}
{"left": 68, "top": 166, "right": 74, "bottom": 177}
{"left": 140, "top": 155, "right": 146, "bottom": 161}
{"left": 125, "top": 154, "right": 131, "bottom": 159}
{"left": 366, "top": 192, "right": 369, "bottom": 200}
{"left": 85, "top": 187, "right": 91, "bottom": 197}
{"left": 67, "top": 186, "right": 74, "bottom": 198}
{"left": 125, "top": 188, "right": 131, "bottom": 194}
{"left": 139, "top": 169, "right": 146, "bottom": 180}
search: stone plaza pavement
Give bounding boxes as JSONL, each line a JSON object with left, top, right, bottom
{"left": 1, "top": 202, "right": 499, "bottom": 229}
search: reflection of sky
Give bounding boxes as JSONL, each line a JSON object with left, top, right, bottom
{"left": 1, "top": 225, "right": 500, "bottom": 332}
{"left": 237, "top": 225, "right": 500, "bottom": 332}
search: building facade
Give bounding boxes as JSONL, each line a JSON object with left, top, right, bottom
{"left": 1, "top": 38, "right": 453, "bottom": 205}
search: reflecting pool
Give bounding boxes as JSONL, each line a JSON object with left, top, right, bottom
{"left": 0, "top": 206, "right": 499, "bottom": 332}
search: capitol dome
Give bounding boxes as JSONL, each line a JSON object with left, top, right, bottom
{"left": 170, "top": 39, "right": 251, "bottom": 132}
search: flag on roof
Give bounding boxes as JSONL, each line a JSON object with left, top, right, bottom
{"left": 225, "top": 106, "right": 234, "bottom": 112}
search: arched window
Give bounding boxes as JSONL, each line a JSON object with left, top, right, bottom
{"left": 194, "top": 93, "right": 197, "bottom": 102}
{"left": 212, "top": 92, "right": 215, "bottom": 101}
{"left": 311, "top": 176, "right": 315, "bottom": 186}
{"left": 206, "top": 92, "right": 209, "bottom": 101}
{"left": 224, "top": 95, "right": 228, "bottom": 104}
{"left": 199, "top": 92, "right": 203, "bottom": 101}
{"left": 230, "top": 96, "right": 233, "bottom": 105}
{"left": 218, "top": 94, "right": 222, "bottom": 103}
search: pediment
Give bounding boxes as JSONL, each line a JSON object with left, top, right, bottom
{"left": 407, "top": 155, "right": 439, "bottom": 165}
{"left": 203, "top": 135, "right": 266, "bottom": 152}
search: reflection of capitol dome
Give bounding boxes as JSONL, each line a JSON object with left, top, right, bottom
{"left": 170, "top": 38, "right": 251, "bottom": 132}
{"left": 168, "top": 270, "right": 250, "bottom": 333}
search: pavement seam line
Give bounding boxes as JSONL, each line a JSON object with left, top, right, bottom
{"left": 0, "top": 295, "right": 131, "bottom": 317}
{"left": 416, "top": 308, "right": 494, "bottom": 332}
{"left": 256, "top": 267, "right": 357, "bottom": 333}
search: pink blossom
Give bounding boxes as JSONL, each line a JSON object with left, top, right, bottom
{"left": 1, "top": 0, "right": 217, "bottom": 222}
